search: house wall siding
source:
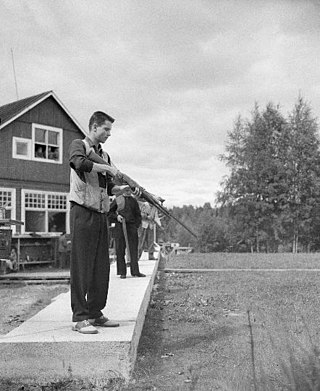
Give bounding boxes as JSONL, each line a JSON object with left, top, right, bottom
{"left": 0, "top": 95, "right": 85, "bottom": 236}
{"left": 0, "top": 96, "right": 84, "bottom": 185}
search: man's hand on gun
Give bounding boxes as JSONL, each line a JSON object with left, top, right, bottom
{"left": 116, "top": 214, "right": 124, "bottom": 223}
{"left": 111, "top": 182, "right": 141, "bottom": 197}
{"left": 132, "top": 187, "right": 141, "bottom": 197}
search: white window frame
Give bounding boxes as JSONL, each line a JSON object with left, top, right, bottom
{"left": 32, "top": 123, "right": 63, "bottom": 164}
{"left": 0, "top": 188, "right": 17, "bottom": 233}
{"left": 12, "top": 137, "right": 32, "bottom": 160}
{"left": 21, "top": 189, "right": 69, "bottom": 234}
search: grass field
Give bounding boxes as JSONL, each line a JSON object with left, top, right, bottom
{"left": 124, "top": 252, "right": 320, "bottom": 390}
{"left": 165, "top": 252, "right": 320, "bottom": 269}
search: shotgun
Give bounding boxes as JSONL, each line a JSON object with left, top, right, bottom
{"left": 86, "top": 148, "right": 198, "bottom": 238}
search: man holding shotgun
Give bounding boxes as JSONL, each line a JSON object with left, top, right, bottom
{"left": 69, "top": 111, "right": 130, "bottom": 334}
{"left": 79, "top": 117, "right": 198, "bottom": 241}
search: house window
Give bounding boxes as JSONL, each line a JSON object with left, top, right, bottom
{"left": 22, "top": 190, "right": 68, "bottom": 234}
{"left": 32, "top": 124, "right": 62, "bottom": 163}
{"left": 12, "top": 137, "right": 32, "bottom": 160}
{"left": 0, "top": 188, "right": 17, "bottom": 232}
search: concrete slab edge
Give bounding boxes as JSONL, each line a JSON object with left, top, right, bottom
{"left": 128, "top": 255, "right": 160, "bottom": 369}
{"left": 0, "top": 255, "right": 161, "bottom": 388}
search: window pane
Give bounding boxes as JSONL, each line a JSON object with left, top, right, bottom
{"left": 48, "top": 131, "right": 58, "bottom": 145}
{"left": 49, "top": 211, "right": 66, "bottom": 232}
{"left": 25, "top": 211, "right": 46, "bottom": 232}
{"left": 48, "top": 147, "right": 59, "bottom": 160}
{"left": 35, "top": 128, "right": 46, "bottom": 143}
{"left": 25, "top": 193, "right": 45, "bottom": 208}
{"left": 32, "top": 125, "right": 61, "bottom": 163}
{"left": 48, "top": 194, "right": 67, "bottom": 209}
{"left": 35, "top": 144, "right": 46, "bottom": 158}
{"left": 0, "top": 191, "right": 13, "bottom": 220}
{"left": 0, "top": 191, "right": 12, "bottom": 208}
{"left": 16, "top": 141, "right": 28, "bottom": 156}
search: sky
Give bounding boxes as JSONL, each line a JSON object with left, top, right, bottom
{"left": 1, "top": 0, "right": 320, "bottom": 208}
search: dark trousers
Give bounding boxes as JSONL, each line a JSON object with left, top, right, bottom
{"left": 58, "top": 252, "right": 68, "bottom": 268}
{"left": 70, "top": 203, "right": 110, "bottom": 322}
{"left": 115, "top": 222, "right": 140, "bottom": 276}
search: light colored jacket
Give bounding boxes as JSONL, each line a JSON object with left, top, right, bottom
{"left": 69, "top": 139, "right": 110, "bottom": 213}
{"left": 139, "top": 201, "right": 161, "bottom": 229}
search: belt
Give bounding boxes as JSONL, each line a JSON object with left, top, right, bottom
{"left": 70, "top": 201, "right": 107, "bottom": 214}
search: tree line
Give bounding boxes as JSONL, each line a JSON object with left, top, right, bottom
{"left": 161, "top": 97, "right": 320, "bottom": 253}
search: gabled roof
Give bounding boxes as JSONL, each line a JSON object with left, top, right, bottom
{"left": 0, "top": 90, "right": 87, "bottom": 135}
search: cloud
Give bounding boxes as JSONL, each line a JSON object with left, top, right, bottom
{"left": 1, "top": 0, "right": 320, "bottom": 207}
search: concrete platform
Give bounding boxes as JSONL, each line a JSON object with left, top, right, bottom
{"left": 0, "top": 258, "right": 159, "bottom": 387}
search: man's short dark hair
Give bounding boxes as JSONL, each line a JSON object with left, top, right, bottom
{"left": 89, "top": 111, "right": 115, "bottom": 129}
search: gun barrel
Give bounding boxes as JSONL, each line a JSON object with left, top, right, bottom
{"left": 139, "top": 188, "right": 198, "bottom": 238}
{"left": 86, "top": 149, "right": 197, "bottom": 238}
{"left": 165, "top": 212, "right": 198, "bottom": 238}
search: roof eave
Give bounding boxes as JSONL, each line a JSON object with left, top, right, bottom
{"left": 0, "top": 91, "right": 87, "bottom": 136}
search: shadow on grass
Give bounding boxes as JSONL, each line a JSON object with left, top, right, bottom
{"left": 266, "top": 340, "right": 320, "bottom": 390}
{"left": 254, "top": 316, "right": 320, "bottom": 391}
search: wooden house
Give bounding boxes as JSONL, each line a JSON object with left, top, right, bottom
{"left": 0, "top": 91, "right": 87, "bottom": 266}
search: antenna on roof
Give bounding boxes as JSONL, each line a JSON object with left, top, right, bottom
{"left": 11, "top": 48, "right": 19, "bottom": 101}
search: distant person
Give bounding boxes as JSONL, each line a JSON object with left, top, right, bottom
{"left": 69, "top": 110, "right": 130, "bottom": 334}
{"left": 35, "top": 145, "right": 45, "bottom": 158}
{"left": 58, "top": 232, "right": 68, "bottom": 268}
{"left": 5, "top": 246, "right": 18, "bottom": 272}
{"left": 138, "top": 201, "right": 161, "bottom": 260}
{"left": 139, "top": 201, "right": 157, "bottom": 260}
{"left": 48, "top": 147, "right": 59, "bottom": 160}
{"left": 109, "top": 189, "right": 145, "bottom": 279}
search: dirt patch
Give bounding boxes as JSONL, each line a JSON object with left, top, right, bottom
{"left": 0, "top": 283, "right": 69, "bottom": 335}
{"left": 124, "top": 270, "right": 253, "bottom": 391}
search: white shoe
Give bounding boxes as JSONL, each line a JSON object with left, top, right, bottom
{"left": 72, "top": 319, "right": 98, "bottom": 334}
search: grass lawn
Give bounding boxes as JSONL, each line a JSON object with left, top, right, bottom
{"left": 124, "top": 253, "right": 320, "bottom": 390}
{"left": 165, "top": 252, "right": 320, "bottom": 269}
